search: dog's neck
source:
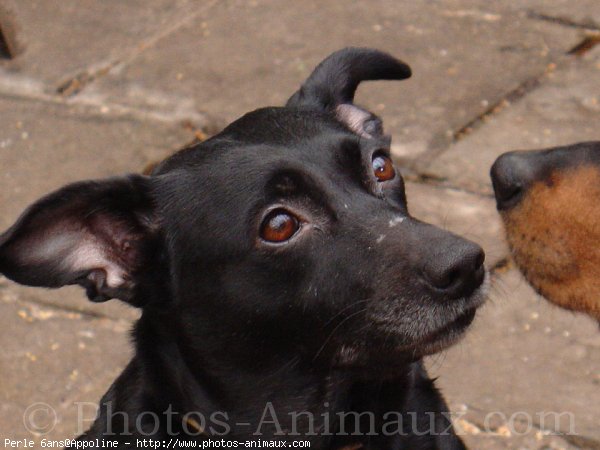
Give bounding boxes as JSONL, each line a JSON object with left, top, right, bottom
{"left": 132, "top": 310, "right": 412, "bottom": 444}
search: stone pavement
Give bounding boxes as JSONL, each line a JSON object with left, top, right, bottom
{"left": 0, "top": 1, "right": 598, "bottom": 448}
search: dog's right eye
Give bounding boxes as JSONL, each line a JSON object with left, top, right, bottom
{"left": 260, "top": 209, "right": 300, "bottom": 243}
{"left": 372, "top": 154, "right": 395, "bottom": 182}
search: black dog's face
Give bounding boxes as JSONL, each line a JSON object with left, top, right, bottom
{"left": 0, "top": 49, "right": 486, "bottom": 376}
{"left": 155, "top": 108, "right": 487, "bottom": 369}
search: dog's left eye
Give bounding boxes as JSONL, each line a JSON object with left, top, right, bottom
{"left": 260, "top": 209, "right": 300, "bottom": 243}
{"left": 372, "top": 154, "right": 395, "bottom": 182}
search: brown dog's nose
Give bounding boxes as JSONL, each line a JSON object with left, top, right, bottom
{"left": 422, "top": 239, "right": 485, "bottom": 299}
{"left": 490, "top": 152, "right": 535, "bottom": 210}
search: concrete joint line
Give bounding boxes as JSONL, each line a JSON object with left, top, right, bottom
{"left": 55, "top": 0, "right": 221, "bottom": 98}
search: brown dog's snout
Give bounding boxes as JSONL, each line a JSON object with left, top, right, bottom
{"left": 490, "top": 151, "right": 537, "bottom": 210}
{"left": 421, "top": 238, "right": 485, "bottom": 298}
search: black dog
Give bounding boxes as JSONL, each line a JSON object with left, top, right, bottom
{"left": 0, "top": 48, "right": 486, "bottom": 449}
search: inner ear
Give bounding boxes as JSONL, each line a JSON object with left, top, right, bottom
{"left": 336, "top": 104, "right": 384, "bottom": 138}
{"left": 0, "top": 175, "right": 162, "bottom": 306}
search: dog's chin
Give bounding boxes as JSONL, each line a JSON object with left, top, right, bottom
{"left": 409, "top": 276, "right": 489, "bottom": 357}
{"left": 409, "top": 307, "right": 477, "bottom": 357}
{"left": 330, "top": 310, "right": 474, "bottom": 377}
{"left": 333, "top": 275, "right": 489, "bottom": 373}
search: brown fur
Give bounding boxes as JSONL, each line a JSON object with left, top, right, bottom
{"left": 501, "top": 166, "right": 600, "bottom": 320}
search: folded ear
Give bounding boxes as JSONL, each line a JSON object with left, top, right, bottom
{"left": 286, "top": 47, "right": 411, "bottom": 138}
{"left": 0, "top": 175, "right": 163, "bottom": 306}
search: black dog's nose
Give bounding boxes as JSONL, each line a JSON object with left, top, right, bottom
{"left": 490, "top": 152, "right": 534, "bottom": 210}
{"left": 423, "top": 240, "right": 485, "bottom": 298}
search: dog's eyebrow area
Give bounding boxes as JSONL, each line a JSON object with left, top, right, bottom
{"left": 334, "top": 137, "right": 394, "bottom": 186}
{"left": 263, "top": 168, "right": 336, "bottom": 217}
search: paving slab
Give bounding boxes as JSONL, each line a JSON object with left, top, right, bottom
{"left": 428, "top": 269, "right": 600, "bottom": 447}
{"left": 0, "top": 278, "right": 132, "bottom": 441}
{"left": 405, "top": 182, "right": 507, "bottom": 268}
{"left": 0, "top": 95, "right": 189, "bottom": 320}
{"left": 423, "top": 47, "right": 600, "bottom": 194}
{"left": 0, "top": 0, "right": 205, "bottom": 88}
{"left": 84, "top": 0, "right": 580, "bottom": 160}
{"left": 0, "top": 1, "right": 598, "bottom": 447}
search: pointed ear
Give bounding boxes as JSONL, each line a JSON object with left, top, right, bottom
{"left": 0, "top": 175, "right": 163, "bottom": 306}
{"left": 286, "top": 47, "right": 411, "bottom": 138}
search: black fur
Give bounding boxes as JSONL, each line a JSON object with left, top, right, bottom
{"left": 0, "top": 48, "right": 486, "bottom": 449}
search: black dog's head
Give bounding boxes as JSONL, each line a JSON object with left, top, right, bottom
{"left": 0, "top": 49, "right": 486, "bottom": 376}
{"left": 491, "top": 142, "right": 600, "bottom": 320}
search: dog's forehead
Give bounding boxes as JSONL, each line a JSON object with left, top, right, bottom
{"left": 156, "top": 107, "right": 363, "bottom": 174}
{"left": 221, "top": 107, "right": 347, "bottom": 143}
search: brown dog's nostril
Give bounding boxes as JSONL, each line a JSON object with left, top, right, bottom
{"left": 491, "top": 152, "right": 532, "bottom": 210}
{"left": 495, "top": 182, "right": 523, "bottom": 209}
{"left": 423, "top": 242, "right": 485, "bottom": 298}
{"left": 491, "top": 170, "right": 523, "bottom": 210}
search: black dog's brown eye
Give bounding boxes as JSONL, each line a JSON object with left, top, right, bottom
{"left": 260, "top": 210, "right": 300, "bottom": 243}
{"left": 372, "top": 154, "right": 395, "bottom": 181}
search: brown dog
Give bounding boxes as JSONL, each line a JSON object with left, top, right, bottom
{"left": 491, "top": 141, "right": 600, "bottom": 321}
